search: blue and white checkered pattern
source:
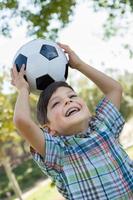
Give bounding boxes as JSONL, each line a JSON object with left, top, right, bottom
{"left": 31, "top": 97, "right": 133, "bottom": 199}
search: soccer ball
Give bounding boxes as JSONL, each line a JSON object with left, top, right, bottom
{"left": 13, "top": 39, "right": 69, "bottom": 95}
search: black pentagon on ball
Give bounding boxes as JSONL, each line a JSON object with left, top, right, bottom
{"left": 14, "top": 54, "right": 27, "bottom": 81}
{"left": 40, "top": 44, "right": 58, "bottom": 60}
{"left": 14, "top": 54, "right": 27, "bottom": 72}
{"left": 36, "top": 74, "right": 55, "bottom": 90}
{"left": 65, "top": 63, "right": 69, "bottom": 79}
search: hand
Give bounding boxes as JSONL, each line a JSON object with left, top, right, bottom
{"left": 11, "top": 64, "right": 30, "bottom": 92}
{"left": 57, "top": 43, "right": 84, "bottom": 70}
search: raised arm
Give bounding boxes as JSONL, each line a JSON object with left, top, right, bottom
{"left": 74, "top": 62, "right": 122, "bottom": 110}
{"left": 58, "top": 43, "right": 122, "bottom": 109}
{"left": 11, "top": 65, "right": 44, "bottom": 156}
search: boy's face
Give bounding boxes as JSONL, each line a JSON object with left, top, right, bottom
{"left": 46, "top": 86, "right": 91, "bottom": 136}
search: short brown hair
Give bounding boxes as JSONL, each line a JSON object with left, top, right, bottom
{"left": 37, "top": 81, "right": 74, "bottom": 126}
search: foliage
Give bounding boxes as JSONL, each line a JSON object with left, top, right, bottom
{"left": 0, "top": 76, "right": 18, "bottom": 148}
{"left": 119, "top": 71, "right": 133, "bottom": 120}
{"left": 0, "top": 72, "right": 39, "bottom": 154}
{"left": 93, "top": 0, "right": 133, "bottom": 37}
{"left": 26, "top": 183, "right": 61, "bottom": 200}
{"left": 0, "top": 158, "right": 47, "bottom": 199}
{"left": 126, "top": 145, "right": 133, "bottom": 160}
{"left": 93, "top": 0, "right": 133, "bottom": 11}
{"left": 75, "top": 71, "right": 133, "bottom": 121}
{"left": 0, "top": 0, "right": 133, "bottom": 40}
{"left": 77, "top": 77, "right": 103, "bottom": 114}
{"left": 0, "top": 69, "right": 132, "bottom": 198}
{"left": 0, "top": 73, "right": 43, "bottom": 199}
{"left": 0, "top": 0, "right": 76, "bottom": 39}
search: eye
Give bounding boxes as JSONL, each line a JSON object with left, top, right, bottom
{"left": 69, "top": 94, "right": 77, "bottom": 98}
{"left": 51, "top": 101, "right": 59, "bottom": 108}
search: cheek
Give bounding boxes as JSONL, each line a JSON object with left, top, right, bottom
{"left": 54, "top": 109, "right": 61, "bottom": 119}
{"left": 49, "top": 107, "right": 62, "bottom": 120}
{"left": 81, "top": 101, "right": 90, "bottom": 114}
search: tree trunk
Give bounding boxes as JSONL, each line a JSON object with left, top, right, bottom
{"left": 0, "top": 148, "right": 23, "bottom": 200}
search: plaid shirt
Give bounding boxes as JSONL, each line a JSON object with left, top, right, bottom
{"left": 31, "top": 97, "right": 133, "bottom": 199}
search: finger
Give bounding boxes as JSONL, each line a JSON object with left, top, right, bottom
{"left": 57, "top": 42, "right": 68, "bottom": 49}
{"left": 10, "top": 68, "right": 16, "bottom": 80}
{"left": 21, "top": 64, "right": 25, "bottom": 71}
{"left": 57, "top": 42, "right": 65, "bottom": 48}
{"left": 10, "top": 68, "right": 13, "bottom": 77}
{"left": 11, "top": 79, "right": 15, "bottom": 86}
{"left": 19, "top": 64, "right": 26, "bottom": 75}
{"left": 12, "top": 64, "right": 18, "bottom": 77}
{"left": 17, "top": 64, "right": 26, "bottom": 78}
{"left": 57, "top": 43, "right": 73, "bottom": 53}
{"left": 13, "top": 64, "right": 18, "bottom": 73}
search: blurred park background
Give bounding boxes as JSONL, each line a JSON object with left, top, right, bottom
{"left": 0, "top": 0, "right": 133, "bottom": 199}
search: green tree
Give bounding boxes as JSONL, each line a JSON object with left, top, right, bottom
{"left": 118, "top": 71, "right": 133, "bottom": 120}
{"left": 0, "top": 0, "right": 133, "bottom": 40}
{"left": 76, "top": 77, "right": 103, "bottom": 114}
{"left": 93, "top": 0, "right": 133, "bottom": 37}
{"left": 0, "top": 68, "right": 42, "bottom": 199}
{"left": 76, "top": 71, "right": 133, "bottom": 121}
{"left": 0, "top": 0, "right": 76, "bottom": 39}
{"left": 0, "top": 74, "right": 24, "bottom": 199}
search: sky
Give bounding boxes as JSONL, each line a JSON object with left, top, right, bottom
{"left": 0, "top": 2, "right": 133, "bottom": 92}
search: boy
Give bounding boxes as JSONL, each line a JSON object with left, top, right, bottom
{"left": 11, "top": 43, "right": 133, "bottom": 199}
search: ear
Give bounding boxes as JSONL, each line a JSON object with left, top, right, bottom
{"left": 43, "top": 124, "right": 57, "bottom": 136}
{"left": 49, "top": 129, "right": 57, "bottom": 136}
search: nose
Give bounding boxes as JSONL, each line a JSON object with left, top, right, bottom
{"left": 64, "top": 98, "right": 73, "bottom": 105}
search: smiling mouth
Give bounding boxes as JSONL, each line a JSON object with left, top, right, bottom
{"left": 65, "top": 107, "right": 81, "bottom": 117}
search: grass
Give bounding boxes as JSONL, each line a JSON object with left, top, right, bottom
{"left": 0, "top": 168, "right": 11, "bottom": 198}
{"left": 13, "top": 158, "right": 47, "bottom": 190}
{"left": 0, "top": 158, "right": 47, "bottom": 199}
{"left": 26, "top": 183, "right": 62, "bottom": 200}
{"left": 125, "top": 145, "right": 133, "bottom": 159}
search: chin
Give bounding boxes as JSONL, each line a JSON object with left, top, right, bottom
{"left": 67, "top": 113, "right": 89, "bottom": 124}
{"left": 56, "top": 112, "right": 90, "bottom": 136}
{"left": 64, "top": 118, "right": 89, "bottom": 135}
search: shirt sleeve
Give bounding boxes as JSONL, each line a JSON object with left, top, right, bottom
{"left": 30, "top": 131, "right": 63, "bottom": 180}
{"left": 95, "top": 97, "right": 125, "bottom": 138}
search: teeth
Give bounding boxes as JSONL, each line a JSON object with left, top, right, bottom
{"left": 66, "top": 107, "right": 80, "bottom": 117}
